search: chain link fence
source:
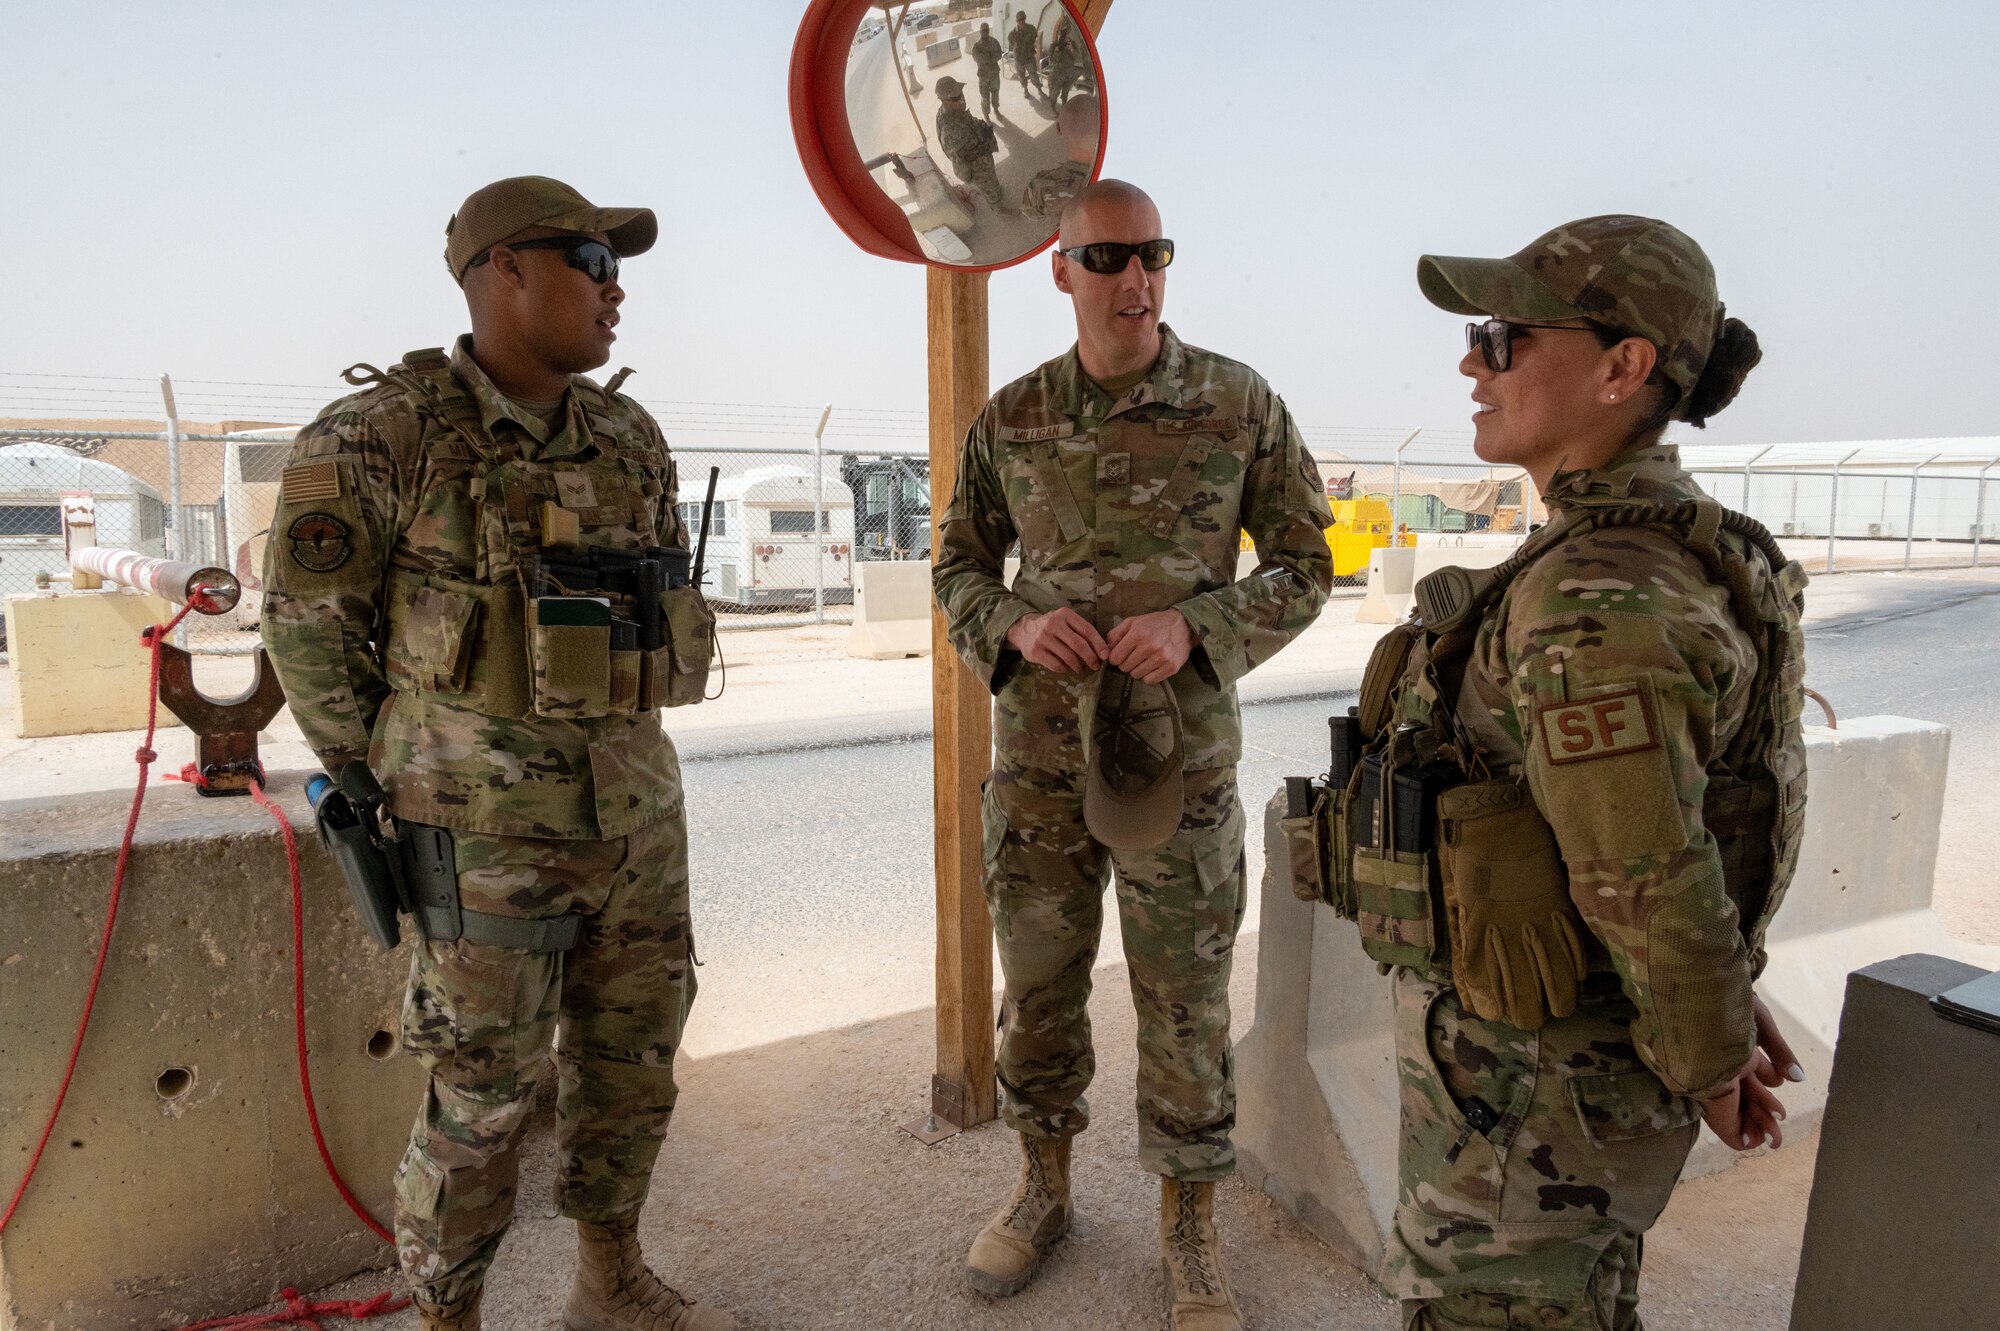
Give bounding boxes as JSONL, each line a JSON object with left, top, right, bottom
{"left": 4, "top": 370, "right": 1993, "bottom": 655}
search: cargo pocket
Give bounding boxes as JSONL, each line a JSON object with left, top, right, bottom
{"left": 658, "top": 585, "right": 716, "bottom": 707}
{"left": 529, "top": 596, "right": 613, "bottom": 718}
{"left": 1353, "top": 848, "right": 1442, "bottom": 972}
{"left": 1567, "top": 1066, "right": 1699, "bottom": 1146}
{"left": 387, "top": 581, "right": 481, "bottom": 694}
{"left": 393, "top": 1140, "right": 447, "bottom": 1245}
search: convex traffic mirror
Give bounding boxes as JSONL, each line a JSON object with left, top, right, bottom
{"left": 792, "top": 0, "right": 1107, "bottom": 270}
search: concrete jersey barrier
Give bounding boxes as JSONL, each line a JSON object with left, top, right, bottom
{"left": 846, "top": 561, "right": 933, "bottom": 659}
{"left": 1235, "top": 714, "right": 2000, "bottom": 1279}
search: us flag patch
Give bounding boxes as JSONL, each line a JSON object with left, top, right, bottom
{"left": 282, "top": 462, "right": 342, "bottom": 502}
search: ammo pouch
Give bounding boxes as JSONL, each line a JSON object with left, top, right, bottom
{"left": 530, "top": 595, "right": 616, "bottom": 719}
{"left": 645, "top": 585, "right": 716, "bottom": 709}
{"left": 398, "top": 823, "right": 582, "bottom": 953}
{"left": 1280, "top": 774, "right": 1360, "bottom": 918}
{"left": 1346, "top": 731, "right": 1458, "bottom": 975}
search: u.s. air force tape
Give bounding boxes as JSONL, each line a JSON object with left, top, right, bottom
{"left": 288, "top": 512, "right": 353, "bottom": 572}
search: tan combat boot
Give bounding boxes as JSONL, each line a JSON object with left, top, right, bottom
{"left": 964, "top": 1134, "right": 1073, "bottom": 1297}
{"left": 415, "top": 1290, "right": 481, "bottom": 1331}
{"left": 564, "top": 1216, "right": 737, "bottom": 1331}
{"left": 1160, "top": 1178, "right": 1244, "bottom": 1331}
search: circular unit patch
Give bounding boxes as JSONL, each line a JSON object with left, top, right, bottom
{"left": 288, "top": 512, "right": 354, "bottom": 572}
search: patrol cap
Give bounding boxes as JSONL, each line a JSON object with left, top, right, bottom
{"left": 1079, "top": 667, "right": 1185, "bottom": 851}
{"left": 445, "top": 175, "right": 658, "bottom": 282}
{"left": 1417, "top": 215, "right": 1721, "bottom": 397}
{"left": 936, "top": 76, "right": 967, "bottom": 98}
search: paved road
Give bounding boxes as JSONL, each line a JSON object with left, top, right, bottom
{"left": 677, "top": 570, "right": 2000, "bottom": 1058}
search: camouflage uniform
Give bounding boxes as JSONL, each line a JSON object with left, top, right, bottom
{"left": 1021, "top": 159, "right": 1091, "bottom": 219}
{"left": 1383, "top": 446, "right": 1807, "bottom": 1329}
{"left": 936, "top": 102, "right": 1007, "bottom": 211}
{"left": 1048, "top": 36, "right": 1082, "bottom": 109}
{"left": 934, "top": 326, "right": 1334, "bottom": 1177}
{"left": 260, "top": 338, "right": 700, "bottom": 1307}
{"left": 1009, "top": 20, "right": 1044, "bottom": 94}
{"left": 972, "top": 32, "right": 1005, "bottom": 118}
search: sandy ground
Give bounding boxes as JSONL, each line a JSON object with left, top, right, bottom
{"left": 290, "top": 944, "right": 1817, "bottom": 1331}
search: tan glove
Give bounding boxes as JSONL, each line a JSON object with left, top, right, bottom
{"left": 1438, "top": 779, "right": 1588, "bottom": 1030}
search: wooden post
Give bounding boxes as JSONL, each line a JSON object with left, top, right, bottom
{"left": 925, "top": 0, "right": 1112, "bottom": 1136}
{"left": 927, "top": 266, "right": 996, "bottom": 1130}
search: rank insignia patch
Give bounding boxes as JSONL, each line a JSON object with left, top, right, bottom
{"left": 1537, "top": 686, "right": 1660, "bottom": 765}
{"left": 288, "top": 512, "right": 353, "bottom": 572}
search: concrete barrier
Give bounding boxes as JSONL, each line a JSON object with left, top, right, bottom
{"left": 1235, "top": 715, "right": 2000, "bottom": 1280}
{"left": 0, "top": 773, "right": 422, "bottom": 1330}
{"left": 1788, "top": 954, "right": 1999, "bottom": 1330}
{"left": 846, "top": 561, "right": 932, "bottom": 659}
{"left": 5, "top": 590, "right": 176, "bottom": 738}
{"left": 1355, "top": 543, "right": 1521, "bottom": 625}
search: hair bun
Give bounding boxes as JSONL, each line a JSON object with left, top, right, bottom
{"left": 1678, "top": 315, "right": 1762, "bottom": 428}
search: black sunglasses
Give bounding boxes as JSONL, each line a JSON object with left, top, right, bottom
{"left": 472, "top": 236, "right": 620, "bottom": 285}
{"left": 1057, "top": 238, "right": 1175, "bottom": 275}
{"left": 1465, "top": 318, "right": 1602, "bottom": 372}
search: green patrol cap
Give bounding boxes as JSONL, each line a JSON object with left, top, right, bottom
{"left": 445, "top": 175, "right": 658, "bottom": 282}
{"left": 1417, "top": 215, "right": 1721, "bottom": 396}
{"left": 1079, "top": 668, "right": 1184, "bottom": 851}
{"left": 935, "top": 76, "right": 967, "bottom": 98}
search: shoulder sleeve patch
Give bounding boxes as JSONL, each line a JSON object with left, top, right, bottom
{"left": 1537, "top": 684, "right": 1660, "bottom": 765}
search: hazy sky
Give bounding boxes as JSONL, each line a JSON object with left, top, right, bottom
{"left": 4, "top": 1, "right": 1994, "bottom": 455}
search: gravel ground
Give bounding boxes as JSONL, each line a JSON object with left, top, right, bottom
{"left": 298, "top": 946, "right": 1816, "bottom": 1331}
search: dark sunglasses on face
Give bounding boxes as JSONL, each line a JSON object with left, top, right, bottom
{"left": 1465, "top": 318, "right": 1604, "bottom": 372}
{"left": 472, "top": 236, "right": 620, "bottom": 285}
{"left": 1057, "top": 238, "right": 1175, "bottom": 275}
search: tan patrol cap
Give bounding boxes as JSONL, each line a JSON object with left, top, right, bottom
{"left": 1079, "top": 667, "right": 1185, "bottom": 851}
{"left": 444, "top": 175, "right": 658, "bottom": 282}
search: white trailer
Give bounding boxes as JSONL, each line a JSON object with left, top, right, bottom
{"left": 0, "top": 444, "right": 166, "bottom": 641}
{"left": 685, "top": 465, "right": 857, "bottom": 609}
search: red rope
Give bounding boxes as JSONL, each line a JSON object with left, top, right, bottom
{"left": 173, "top": 1286, "right": 410, "bottom": 1330}
{"left": 0, "top": 604, "right": 193, "bottom": 1234}
{"left": 244, "top": 773, "right": 397, "bottom": 1246}
{"left": 0, "top": 608, "right": 406, "bottom": 1327}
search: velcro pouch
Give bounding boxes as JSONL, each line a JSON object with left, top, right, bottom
{"left": 658, "top": 586, "right": 716, "bottom": 707}
{"left": 529, "top": 596, "right": 613, "bottom": 718}
{"left": 387, "top": 581, "right": 480, "bottom": 694}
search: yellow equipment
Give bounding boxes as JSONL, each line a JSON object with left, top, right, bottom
{"left": 1240, "top": 497, "right": 1414, "bottom": 579}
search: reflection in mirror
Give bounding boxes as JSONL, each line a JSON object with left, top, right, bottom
{"left": 847, "top": 1, "right": 1102, "bottom": 267}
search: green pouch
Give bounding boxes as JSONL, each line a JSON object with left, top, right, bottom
{"left": 1353, "top": 847, "right": 1442, "bottom": 971}
{"left": 530, "top": 596, "right": 613, "bottom": 718}
{"left": 659, "top": 585, "right": 716, "bottom": 707}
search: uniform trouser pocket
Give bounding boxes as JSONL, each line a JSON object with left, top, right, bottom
{"left": 1384, "top": 970, "right": 1698, "bottom": 1322}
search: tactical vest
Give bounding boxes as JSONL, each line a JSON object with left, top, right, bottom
{"left": 352, "top": 348, "right": 712, "bottom": 721}
{"left": 1306, "top": 492, "right": 1808, "bottom": 987}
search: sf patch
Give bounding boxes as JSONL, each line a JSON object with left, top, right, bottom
{"left": 288, "top": 512, "right": 354, "bottom": 572}
{"left": 1537, "top": 685, "right": 1660, "bottom": 765}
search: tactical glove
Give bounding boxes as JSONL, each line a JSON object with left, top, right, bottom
{"left": 1438, "top": 779, "right": 1588, "bottom": 1030}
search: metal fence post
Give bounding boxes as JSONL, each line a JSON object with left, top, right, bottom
{"left": 1903, "top": 453, "right": 1940, "bottom": 571}
{"left": 1390, "top": 428, "right": 1420, "bottom": 533}
{"left": 812, "top": 403, "right": 831, "bottom": 624}
{"left": 1827, "top": 448, "right": 1859, "bottom": 574}
{"left": 1743, "top": 445, "right": 1772, "bottom": 514}
{"left": 1975, "top": 456, "right": 1996, "bottom": 568}
{"left": 159, "top": 374, "right": 183, "bottom": 562}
